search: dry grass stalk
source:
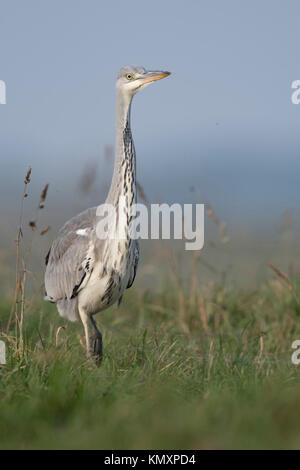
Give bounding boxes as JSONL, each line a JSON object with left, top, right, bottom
{"left": 166, "top": 246, "right": 189, "bottom": 334}
{"left": 39, "top": 184, "right": 49, "bottom": 208}
{"left": 55, "top": 326, "right": 67, "bottom": 347}
{"left": 40, "top": 225, "right": 50, "bottom": 235}
{"left": 259, "top": 335, "right": 264, "bottom": 360}
{"left": 269, "top": 263, "right": 299, "bottom": 305}
{"left": 206, "top": 203, "right": 230, "bottom": 244}
{"left": 198, "top": 296, "right": 209, "bottom": 332}
{"left": 206, "top": 204, "right": 219, "bottom": 226}
{"left": 28, "top": 184, "right": 49, "bottom": 233}
{"left": 269, "top": 263, "right": 294, "bottom": 292}
{"left": 206, "top": 341, "right": 214, "bottom": 381}
{"left": 189, "top": 250, "right": 201, "bottom": 310}
{"left": 136, "top": 181, "right": 149, "bottom": 205}
{"left": 7, "top": 168, "right": 32, "bottom": 335}
{"left": 7, "top": 170, "right": 50, "bottom": 356}
{"left": 29, "top": 220, "right": 36, "bottom": 231}
{"left": 25, "top": 184, "right": 50, "bottom": 262}
{"left": 18, "top": 259, "right": 27, "bottom": 352}
{"left": 254, "top": 334, "right": 264, "bottom": 365}
{"left": 24, "top": 168, "right": 31, "bottom": 185}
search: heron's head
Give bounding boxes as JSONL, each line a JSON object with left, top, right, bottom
{"left": 116, "top": 65, "right": 170, "bottom": 97}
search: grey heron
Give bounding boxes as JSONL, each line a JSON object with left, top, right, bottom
{"left": 44, "top": 65, "right": 170, "bottom": 362}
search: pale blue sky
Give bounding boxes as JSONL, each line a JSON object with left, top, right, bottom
{"left": 1, "top": 0, "right": 300, "bottom": 227}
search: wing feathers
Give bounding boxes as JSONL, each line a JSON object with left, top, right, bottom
{"left": 45, "top": 228, "right": 95, "bottom": 302}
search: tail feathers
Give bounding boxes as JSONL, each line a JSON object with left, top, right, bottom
{"left": 56, "top": 298, "right": 79, "bottom": 322}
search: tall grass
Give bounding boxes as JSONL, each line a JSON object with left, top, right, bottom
{"left": 1, "top": 170, "right": 300, "bottom": 449}
{"left": 5, "top": 169, "right": 49, "bottom": 356}
{"left": 1, "top": 277, "right": 300, "bottom": 449}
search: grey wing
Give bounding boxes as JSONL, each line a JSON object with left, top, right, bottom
{"left": 127, "top": 241, "right": 139, "bottom": 289}
{"left": 45, "top": 208, "right": 97, "bottom": 302}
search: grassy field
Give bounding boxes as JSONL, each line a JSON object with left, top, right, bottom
{"left": 1, "top": 276, "right": 300, "bottom": 450}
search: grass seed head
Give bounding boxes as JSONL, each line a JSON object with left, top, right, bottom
{"left": 39, "top": 184, "right": 49, "bottom": 208}
{"left": 24, "top": 168, "right": 32, "bottom": 185}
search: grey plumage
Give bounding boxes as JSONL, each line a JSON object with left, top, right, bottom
{"left": 44, "top": 65, "right": 170, "bottom": 362}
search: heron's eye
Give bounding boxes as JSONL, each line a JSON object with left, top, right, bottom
{"left": 126, "top": 73, "right": 133, "bottom": 80}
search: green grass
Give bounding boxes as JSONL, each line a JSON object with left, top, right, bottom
{"left": 1, "top": 280, "right": 300, "bottom": 449}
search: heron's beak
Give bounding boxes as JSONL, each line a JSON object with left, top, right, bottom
{"left": 138, "top": 71, "right": 171, "bottom": 85}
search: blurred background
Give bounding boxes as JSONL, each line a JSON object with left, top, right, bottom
{"left": 0, "top": 0, "right": 299, "bottom": 297}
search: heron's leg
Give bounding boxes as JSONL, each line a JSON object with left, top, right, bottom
{"left": 78, "top": 305, "right": 92, "bottom": 358}
{"left": 78, "top": 306, "right": 103, "bottom": 364}
{"left": 90, "top": 316, "right": 103, "bottom": 365}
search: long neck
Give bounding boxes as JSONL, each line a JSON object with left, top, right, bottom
{"left": 106, "top": 90, "right": 136, "bottom": 208}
